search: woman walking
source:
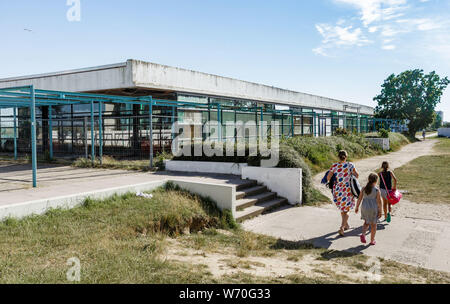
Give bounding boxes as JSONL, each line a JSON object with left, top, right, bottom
{"left": 327, "top": 150, "right": 359, "bottom": 237}
{"left": 378, "top": 161, "right": 398, "bottom": 223}
{"left": 355, "top": 173, "right": 382, "bottom": 246}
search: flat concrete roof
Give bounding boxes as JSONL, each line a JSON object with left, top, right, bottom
{"left": 0, "top": 59, "right": 373, "bottom": 115}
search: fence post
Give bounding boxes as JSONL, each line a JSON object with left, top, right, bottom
{"left": 149, "top": 99, "right": 153, "bottom": 169}
{"left": 90, "top": 101, "right": 95, "bottom": 165}
{"left": 84, "top": 116, "right": 88, "bottom": 159}
{"left": 98, "top": 102, "right": 103, "bottom": 165}
{"left": 13, "top": 107, "right": 17, "bottom": 160}
{"left": 49, "top": 105, "right": 53, "bottom": 160}
{"left": 30, "top": 85, "right": 37, "bottom": 188}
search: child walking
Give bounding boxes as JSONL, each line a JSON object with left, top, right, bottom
{"left": 355, "top": 173, "right": 383, "bottom": 246}
{"left": 377, "top": 161, "right": 398, "bottom": 223}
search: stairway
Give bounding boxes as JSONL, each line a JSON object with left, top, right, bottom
{"left": 235, "top": 180, "right": 288, "bottom": 222}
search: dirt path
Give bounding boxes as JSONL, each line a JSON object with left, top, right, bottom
{"left": 243, "top": 139, "right": 450, "bottom": 273}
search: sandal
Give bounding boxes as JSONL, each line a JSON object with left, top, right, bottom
{"left": 360, "top": 234, "right": 367, "bottom": 244}
{"left": 370, "top": 241, "right": 376, "bottom": 246}
{"left": 338, "top": 228, "right": 345, "bottom": 237}
{"left": 344, "top": 224, "right": 350, "bottom": 231}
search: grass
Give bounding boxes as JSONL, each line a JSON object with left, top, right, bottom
{"left": 72, "top": 156, "right": 152, "bottom": 171}
{"left": 394, "top": 137, "right": 450, "bottom": 204}
{"left": 71, "top": 152, "right": 172, "bottom": 171}
{"left": 0, "top": 185, "right": 448, "bottom": 284}
{"left": 435, "top": 136, "right": 450, "bottom": 153}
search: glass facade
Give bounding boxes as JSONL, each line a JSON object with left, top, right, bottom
{"left": 0, "top": 91, "right": 377, "bottom": 158}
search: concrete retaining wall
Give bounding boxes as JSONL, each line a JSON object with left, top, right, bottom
{"left": 171, "top": 180, "right": 236, "bottom": 217}
{"left": 241, "top": 167, "right": 302, "bottom": 205}
{"left": 165, "top": 160, "right": 248, "bottom": 176}
{"left": 0, "top": 179, "right": 238, "bottom": 221}
{"left": 367, "top": 138, "right": 390, "bottom": 150}
{"left": 0, "top": 180, "right": 166, "bottom": 221}
{"left": 438, "top": 128, "right": 450, "bottom": 138}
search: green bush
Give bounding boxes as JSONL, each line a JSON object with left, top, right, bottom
{"left": 334, "top": 128, "right": 350, "bottom": 136}
{"left": 275, "top": 143, "right": 313, "bottom": 203}
{"left": 169, "top": 133, "right": 410, "bottom": 204}
{"left": 389, "top": 132, "right": 410, "bottom": 151}
{"left": 378, "top": 128, "right": 390, "bottom": 138}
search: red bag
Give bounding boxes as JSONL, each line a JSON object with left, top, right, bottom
{"left": 380, "top": 172, "right": 402, "bottom": 205}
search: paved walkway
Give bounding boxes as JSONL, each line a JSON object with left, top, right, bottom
{"left": 244, "top": 139, "right": 450, "bottom": 273}
{"left": 0, "top": 163, "right": 245, "bottom": 207}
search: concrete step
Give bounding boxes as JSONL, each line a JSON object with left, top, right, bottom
{"left": 235, "top": 192, "right": 277, "bottom": 211}
{"left": 236, "top": 179, "right": 258, "bottom": 191}
{"left": 236, "top": 185, "right": 267, "bottom": 200}
{"left": 235, "top": 197, "right": 288, "bottom": 222}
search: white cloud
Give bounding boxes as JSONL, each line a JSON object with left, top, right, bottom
{"left": 313, "top": 23, "right": 371, "bottom": 56}
{"left": 382, "top": 44, "right": 396, "bottom": 50}
{"left": 396, "top": 18, "right": 444, "bottom": 31}
{"left": 314, "top": 0, "right": 450, "bottom": 55}
{"left": 334, "top": 0, "right": 407, "bottom": 26}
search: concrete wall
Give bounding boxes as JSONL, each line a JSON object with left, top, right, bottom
{"left": 0, "top": 59, "right": 373, "bottom": 115}
{"left": 438, "top": 128, "right": 450, "bottom": 138}
{"left": 0, "top": 179, "right": 238, "bottom": 220}
{"left": 171, "top": 180, "right": 236, "bottom": 217}
{"left": 242, "top": 167, "right": 302, "bottom": 205}
{"left": 165, "top": 160, "right": 248, "bottom": 176}
{"left": 366, "top": 138, "right": 390, "bottom": 151}
{"left": 0, "top": 180, "right": 166, "bottom": 221}
{"left": 0, "top": 62, "right": 132, "bottom": 92}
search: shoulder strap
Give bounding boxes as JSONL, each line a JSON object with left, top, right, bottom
{"left": 379, "top": 172, "right": 391, "bottom": 198}
{"left": 348, "top": 162, "right": 354, "bottom": 176}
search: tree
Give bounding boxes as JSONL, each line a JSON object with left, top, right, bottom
{"left": 374, "top": 69, "right": 449, "bottom": 137}
{"left": 431, "top": 112, "right": 443, "bottom": 130}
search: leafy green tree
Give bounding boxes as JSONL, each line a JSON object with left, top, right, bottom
{"left": 374, "top": 69, "right": 449, "bottom": 137}
{"left": 431, "top": 112, "right": 443, "bottom": 130}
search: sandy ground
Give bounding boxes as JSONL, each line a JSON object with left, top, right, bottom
{"left": 243, "top": 139, "right": 450, "bottom": 273}
{"left": 164, "top": 237, "right": 394, "bottom": 283}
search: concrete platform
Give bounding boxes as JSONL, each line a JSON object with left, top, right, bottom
{"left": 0, "top": 163, "right": 247, "bottom": 220}
{"left": 244, "top": 205, "right": 450, "bottom": 274}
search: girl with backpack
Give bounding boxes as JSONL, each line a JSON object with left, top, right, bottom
{"left": 378, "top": 161, "right": 398, "bottom": 223}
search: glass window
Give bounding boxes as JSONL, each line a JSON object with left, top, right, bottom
{"left": 178, "top": 94, "right": 208, "bottom": 105}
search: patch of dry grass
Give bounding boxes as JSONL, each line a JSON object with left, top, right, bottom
{"left": 1, "top": 185, "right": 449, "bottom": 284}
{"left": 394, "top": 138, "right": 450, "bottom": 204}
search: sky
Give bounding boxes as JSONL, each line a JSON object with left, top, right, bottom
{"left": 0, "top": 0, "right": 449, "bottom": 120}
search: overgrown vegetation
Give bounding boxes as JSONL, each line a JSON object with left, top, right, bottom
{"left": 72, "top": 152, "right": 173, "bottom": 171}
{"left": 0, "top": 185, "right": 234, "bottom": 283}
{"left": 172, "top": 132, "right": 409, "bottom": 204}
{"left": 0, "top": 185, "right": 448, "bottom": 284}
{"left": 378, "top": 128, "right": 390, "bottom": 138}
